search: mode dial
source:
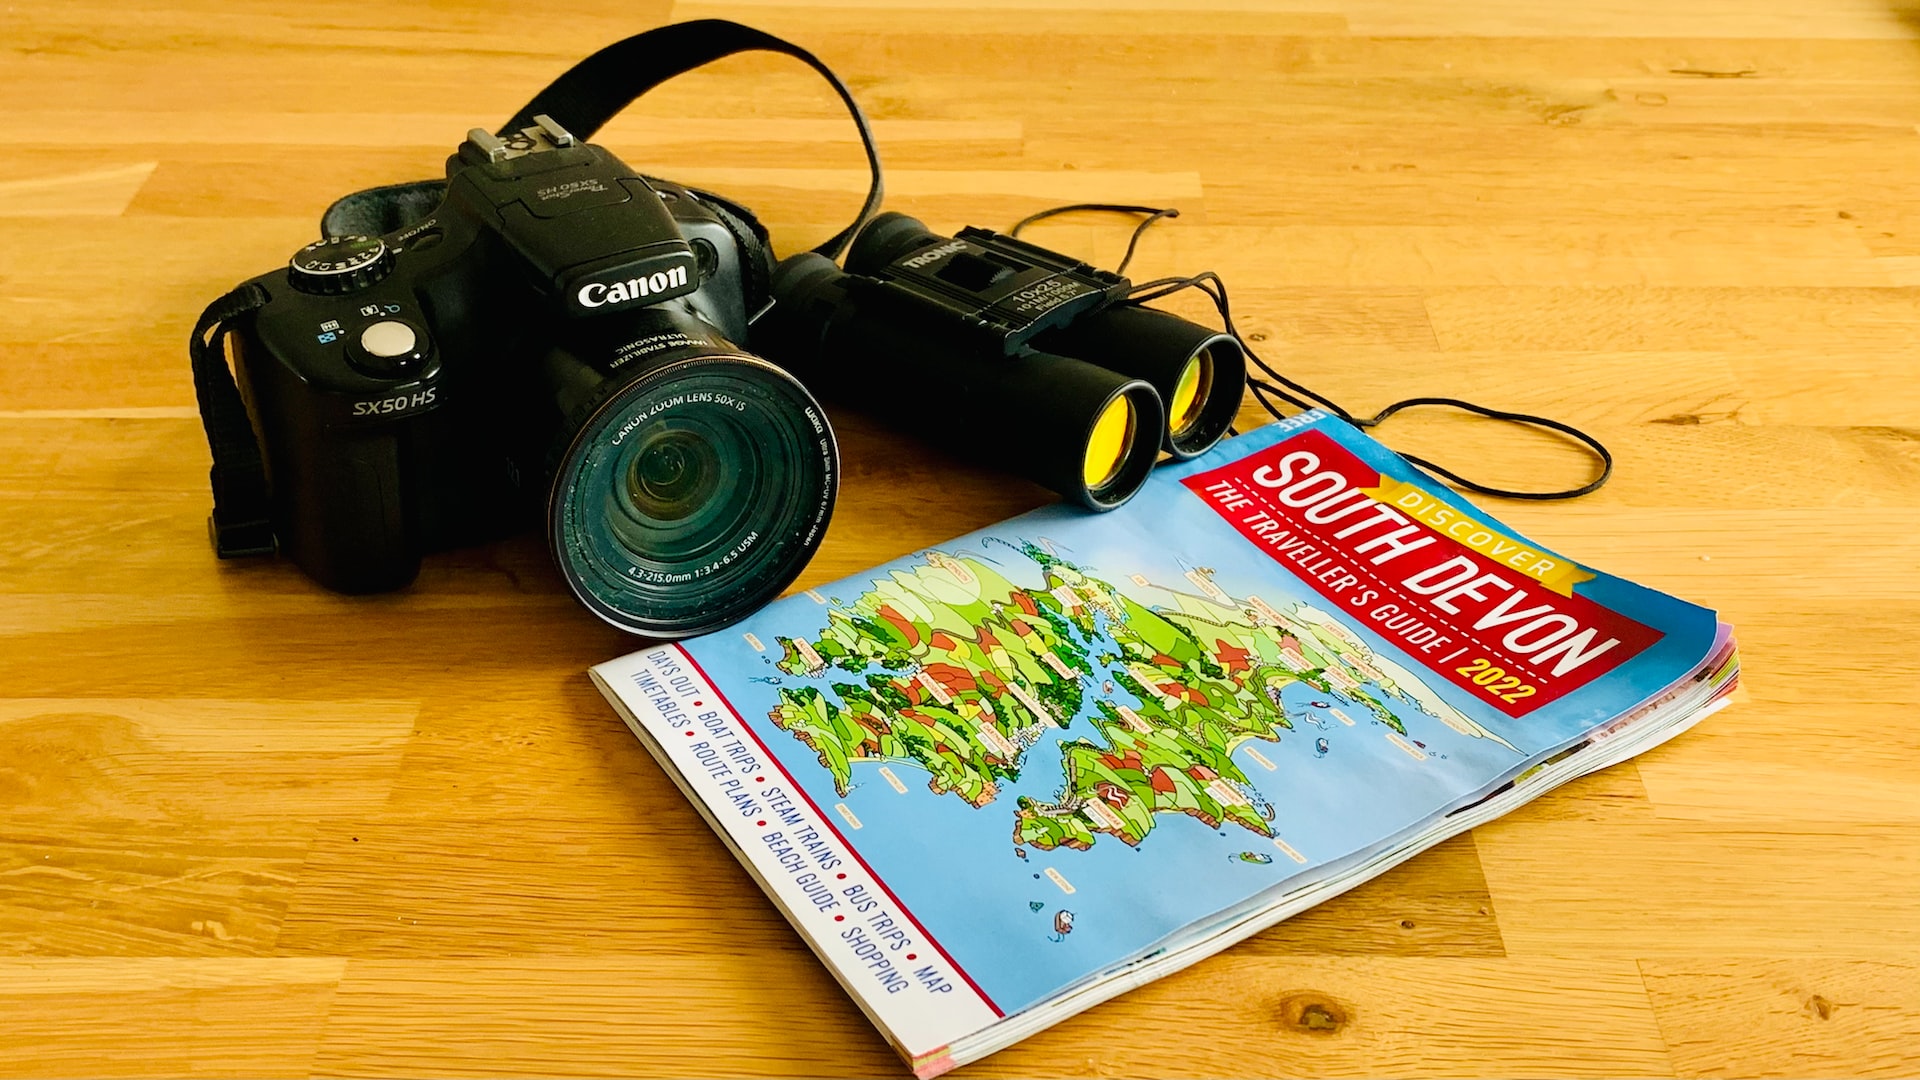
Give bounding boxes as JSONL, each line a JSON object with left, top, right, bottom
{"left": 287, "top": 235, "right": 394, "bottom": 295}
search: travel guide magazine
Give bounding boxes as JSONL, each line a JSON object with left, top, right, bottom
{"left": 592, "top": 410, "right": 1737, "bottom": 1075}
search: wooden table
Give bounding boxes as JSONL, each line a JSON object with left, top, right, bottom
{"left": 4, "top": 1, "right": 1917, "bottom": 1075}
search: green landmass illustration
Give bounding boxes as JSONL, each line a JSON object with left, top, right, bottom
{"left": 768, "top": 541, "right": 1506, "bottom": 852}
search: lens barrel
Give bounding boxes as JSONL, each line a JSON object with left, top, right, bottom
{"left": 1036, "top": 305, "right": 1245, "bottom": 459}
{"left": 763, "top": 254, "right": 1163, "bottom": 510}
{"left": 542, "top": 306, "right": 836, "bottom": 638}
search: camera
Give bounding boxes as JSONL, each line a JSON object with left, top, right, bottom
{"left": 758, "top": 213, "right": 1246, "bottom": 510}
{"left": 209, "top": 115, "right": 837, "bottom": 637}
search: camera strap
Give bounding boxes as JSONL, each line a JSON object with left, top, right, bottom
{"left": 500, "top": 19, "right": 884, "bottom": 260}
{"left": 319, "top": 19, "right": 883, "bottom": 260}
{"left": 190, "top": 282, "right": 276, "bottom": 557}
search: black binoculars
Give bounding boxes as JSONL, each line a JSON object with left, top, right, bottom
{"left": 759, "top": 213, "right": 1247, "bottom": 510}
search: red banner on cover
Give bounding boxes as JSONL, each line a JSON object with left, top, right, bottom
{"left": 1181, "top": 429, "right": 1662, "bottom": 717}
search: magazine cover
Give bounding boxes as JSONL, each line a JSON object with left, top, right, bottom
{"left": 592, "top": 410, "right": 1724, "bottom": 1074}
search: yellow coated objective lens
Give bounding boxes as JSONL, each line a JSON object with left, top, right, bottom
{"left": 1083, "top": 395, "right": 1136, "bottom": 491}
{"left": 1168, "top": 352, "right": 1214, "bottom": 437}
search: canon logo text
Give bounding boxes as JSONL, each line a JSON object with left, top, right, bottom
{"left": 578, "top": 264, "right": 690, "bottom": 309}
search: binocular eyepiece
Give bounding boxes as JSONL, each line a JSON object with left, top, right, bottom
{"left": 758, "top": 213, "right": 1246, "bottom": 510}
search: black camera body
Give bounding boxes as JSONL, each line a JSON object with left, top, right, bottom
{"left": 220, "top": 116, "right": 837, "bottom": 636}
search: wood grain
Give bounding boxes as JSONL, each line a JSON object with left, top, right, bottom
{"left": 3, "top": 0, "right": 1918, "bottom": 1074}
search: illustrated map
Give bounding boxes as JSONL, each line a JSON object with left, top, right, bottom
{"left": 632, "top": 415, "right": 1728, "bottom": 1017}
{"left": 765, "top": 539, "right": 1517, "bottom": 857}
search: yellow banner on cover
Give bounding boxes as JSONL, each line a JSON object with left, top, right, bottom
{"left": 1359, "top": 477, "right": 1597, "bottom": 597}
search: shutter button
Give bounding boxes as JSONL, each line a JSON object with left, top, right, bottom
{"left": 347, "top": 319, "right": 430, "bottom": 377}
{"left": 361, "top": 320, "right": 417, "bottom": 357}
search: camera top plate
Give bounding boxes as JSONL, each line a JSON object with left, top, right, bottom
{"left": 443, "top": 116, "right": 700, "bottom": 319}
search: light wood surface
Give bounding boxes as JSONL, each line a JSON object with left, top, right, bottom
{"left": 3, "top": 1, "right": 1918, "bottom": 1075}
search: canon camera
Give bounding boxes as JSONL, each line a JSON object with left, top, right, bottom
{"left": 197, "top": 115, "right": 837, "bottom": 637}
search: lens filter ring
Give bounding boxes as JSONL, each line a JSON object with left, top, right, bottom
{"left": 548, "top": 353, "right": 837, "bottom": 638}
{"left": 1080, "top": 380, "right": 1163, "bottom": 510}
{"left": 1165, "top": 333, "right": 1245, "bottom": 459}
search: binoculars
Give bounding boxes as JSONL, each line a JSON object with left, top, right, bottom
{"left": 760, "top": 213, "right": 1246, "bottom": 510}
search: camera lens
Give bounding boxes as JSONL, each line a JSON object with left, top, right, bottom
{"left": 625, "top": 428, "right": 722, "bottom": 523}
{"left": 547, "top": 319, "right": 836, "bottom": 639}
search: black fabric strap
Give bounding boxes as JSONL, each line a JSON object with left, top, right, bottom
{"left": 500, "top": 19, "right": 883, "bottom": 259}
{"left": 320, "top": 21, "right": 881, "bottom": 258}
{"left": 319, "top": 179, "right": 448, "bottom": 240}
{"left": 190, "top": 283, "right": 275, "bottom": 557}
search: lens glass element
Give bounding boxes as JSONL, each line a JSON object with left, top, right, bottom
{"left": 1168, "top": 351, "right": 1215, "bottom": 438}
{"left": 1082, "top": 394, "right": 1137, "bottom": 492}
{"left": 625, "top": 428, "right": 724, "bottom": 522}
{"left": 552, "top": 356, "right": 835, "bottom": 637}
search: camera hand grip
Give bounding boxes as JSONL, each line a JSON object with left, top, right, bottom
{"left": 276, "top": 434, "right": 420, "bottom": 594}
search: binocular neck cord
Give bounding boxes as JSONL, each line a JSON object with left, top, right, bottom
{"left": 1009, "top": 204, "right": 1614, "bottom": 502}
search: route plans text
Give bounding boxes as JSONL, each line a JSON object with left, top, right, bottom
{"left": 591, "top": 410, "right": 1738, "bottom": 1076}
